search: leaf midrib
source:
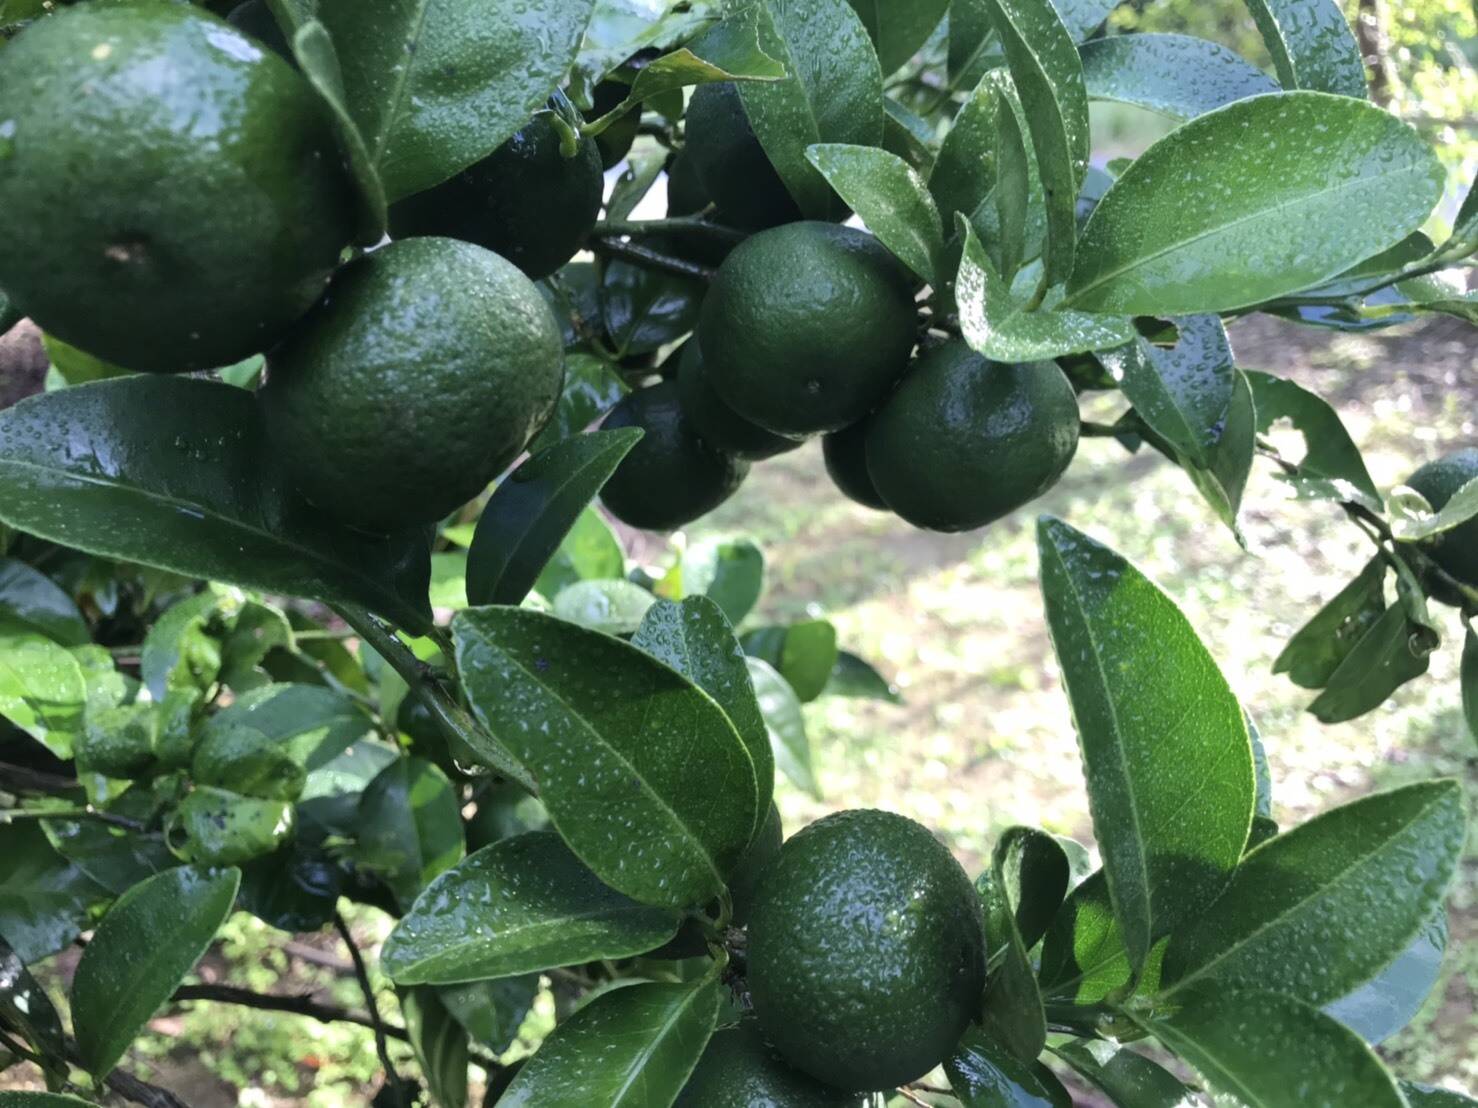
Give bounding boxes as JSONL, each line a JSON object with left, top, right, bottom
{"left": 401, "top": 903, "right": 672, "bottom": 980}
{"left": 462, "top": 623, "right": 728, "bottom": 899}
{"left": 370, "top": 0, "right": 434, "bottom": 168}
{"left": 611, "top": 985, "right": 707, "bottom": 1106}
{"left": 1164, "top": 792, "right": 1447, "bottom": 996}
{"left": 0, "top": 458, "right": 415, "bottom": 624}
{"left": 1068, "top": 160, "right": 1431, "bottom": 306}
{"left": 1043, "top": 535, "right": 1152, "bottom": 962}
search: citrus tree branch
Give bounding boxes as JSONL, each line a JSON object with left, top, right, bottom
{"left": 331, "top": 603, "right": 537, "bottom": 794}
{"left": 334, "top": 910, "right": 407, "bottom": 1103}
{"left": 587, "top": 237, "right": 716, "bottom": 282}
{"left": 592, "top": 217, "right": 745, "bottom": 243}
{"left": 0, "top": 806, "right": 149, "bottom": 832}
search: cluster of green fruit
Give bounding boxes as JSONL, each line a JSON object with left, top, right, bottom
{"left": 666, "top": 807, "right": 986, "bottom": 1104}
{"left": 0, "top": 0, "right": 608, "bottom": 535}
{"left": 600, "top": 83, "right": 1082, "bottom": 535}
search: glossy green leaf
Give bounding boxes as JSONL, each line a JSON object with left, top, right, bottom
{"left": 824, "top": 650, "right": 902, "bottom": 703}
{"left": 586, "top": 9, "right": 785, "bottom": 129}
{"left": 295, "top": 738, "right": 400, "bottom": 840}
{"left": 1067, "top": 93, "right": 1444, "bottom": 316}
{"left": 1306, "top": 601, "right": 1431, "bottom": 723}
{"left": 735, "top": 0, "right": 884, "bottom": 219}
{"left": 1038, "top": 869, "right": 1166, "bottom": 1004}
{"left": 530, "top": 353, "right": 629, "bottom": 454}
{"left": 1391, "top": 476, "right": 1478, "bottom": 541}
{"left": 634, "top": 597, "right": 773, "bottom": 840}
{"left": 438, "top": 975, "right": 539, "bottom": 1055}
{"left": 499, "top": 977, "right": 719, "bottom": 1107}
{"left": 0, "top": 932, "right": 68, "bottom": 1087}
{"left": 0, "top": 379, "right": 432, "bottom": 632}
{"left": 1246, "top": 371, "right": 1381, "bottom": 505}
{"left": 569, "top": 0, "right": 714, "bottom": 102}
{"left": 741, "top": 619, "right": 839, "bottom": 703}
{"left": 236, "top": 843, "right": 343, "bottom": 933}
{"left": 71, "top": 865, "right": 240, "bottom": 1079}
{"left": 206, "top": 683, "right": 373, "bottom": 771}
{"left": 552, "top": 579, "right": 657, "bottom": 635}
{"left": 466, "top": 429, "right": 643, "bottom": 607}
{"left": 668, "top": 538, "right": 765, "bottom": 627}
{"left": 956, "top": 220, "right": 1135, "bottom": 360}
{"left": 400, "top": 988, "right": 468, "bottom": 1108}
{"left": 807, "top": 144, "right": 945, "bottom": 286}
{"left": 168, "top": 787, "right": 295, "bottom": 866}
{"left": 288, "top": 21, "right": 388, "bottom": 243}
{"left": 1401, "top": 1082, "right": 1478, "bottom": 1107}
{"left": 40, "top": 803, "right": 174, "bottom": 898}
{"left": 316, "top": 0, "right": 597, "bottom": 200}
{"left": 1274, "top": 556, "right": 1386, "bottom": 690}
{"left": 882, "top": 96, "right": 937, "bottom": 174}
{"left": 988, "top": 826, "right": 1071, "bottom": 951}
{"left": 845, "top": 0, "right": 949, "bottom": 73}
{"left": 0, "top": 559, "right": 87, "bottom": 647}
{"left": 1326, "top": 908, "right": 1446, "bottom": 1045}
{"left": 930, "top": 71, "right": 1009, "bottom": 225}
{"left": 192, "top": 724, "right": 305, "bottom": 801}
{"left": 0, "top": 616, "right": 84, "bottom": 758}
{"left": 1140, "top": 987, "right": 1404, "bottom": 1108}
{"left": 948, "top": 1025, "right": 1071, "bottom": 1107}
{"left": 1079, "top": 33, "right": 1279, "bottom": 121}
{"left": 1037, "top": 517, "right": 1254, "bottom": 971}
{"left": 354, "top": 757, "right": 465, "bottom": 910}
{"left": 1052, "top": 1040, "right": 1196, "bottom": 1106}
{"left": 975, "top": 0, "right": 1089, "bottom": 287}
{"left": 1463, "top": 625, "right": 1478, "bottom": 746}
{"left": 601, "top": 259, "right": 704, "bottom": 357}
{"left": 746, "top": 656, "right": 819, "bottom": 799}
{"left": 0, "top": 822, "right": 108, "bottom": 964}
{"left": 1105, "top": 316, "right": 1234, "bottom": 471}
{"left": 1431, "top": 177, "right": 1478, "bottom": 266}
{"left": 140, "top": 591, "right": 222, "bottom": 701}
{"left": 383, "top": 832, "right": 679, "bottom": 984}
{"left": 454, "top": 607, "right": 758, "bottom": 908}
{"left": 216, "top": 600, "right": 293, "bottom": 692}
{"left": 534, "top": 508, "right": 627, "bottom": 601}
{"left": 1161, "top": 780, "right": 1465, "bottom": 1005}
{"left": 1246, "top": 0, "right": 1367, "bottom": 98}
{"left": 980, "top": 831, "right": 1048, "bottom": 1062}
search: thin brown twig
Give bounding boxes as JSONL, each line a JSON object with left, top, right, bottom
{"left": 895, "top": 1087, "right": 934, "bottom": 1107}
{"left": 333, "top": 911, "right": 407, "bottom": 1103}
{"left": 0, "top": 760, "right": 79, "bottom": 795}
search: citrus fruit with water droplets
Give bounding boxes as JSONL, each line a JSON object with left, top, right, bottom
{"left": 746, "top": 808, "right": 987, "bottom": 1091}
{"left": 675, "top": 341, "right": 803, "bottom": 462}
{"left": 866, "top": 340, "right": 1080, "bottom": 532}
{"left": 0, "top": 1, "right": 355, "bottom": 373}
{"left": 676, "top": 1018, "right": 862, "bottom": 1107}
{"left": 389, "top": 101, "right": 603, "bottom": 281}
{"left": 260, "top": 237, "right": 564, "bottom": 534}
{"left": 1406, "top": 448, "right": 1478, "bottom": 603}
{"left": 699, "top": 222, "right": 917, "bottom": 437}
{"left": 822, "top": 420, "right": 889, "bottom": 511}
{"left": 598, "top": 380, "right": 750, "bottom": 531}
{"left": 684, "top": 82, "right": 802, "bottom": 231}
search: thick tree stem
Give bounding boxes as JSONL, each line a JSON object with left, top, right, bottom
{"left": 331, "top": 603, "right": 537, "bottom": 794}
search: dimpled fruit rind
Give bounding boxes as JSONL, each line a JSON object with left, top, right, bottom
{"left": 699, "top": 223, "right": 917, "bottom": 437}
{"left": 0, "top": 1, "right": 355, "bottom": 372}
{"left": 675, "top": 341, "right": 803, "bottom": 462}
{"left": 675, "top": 1018, "right": 861, "bottom": 1107}
{"left": 746, "top": 808, "right": 987, "bottom": 1092}
{"left": 259, "top": 237, "right": 564, "bottom": 534}
{"left": 866, "top": 340, "right": 1080, "bottom": 533}
{"left": 598, "top": 380, "right": 750, "bottom": 531}
{"left": 1406, "top": 448, "right": 1478, "bottom": 589}
{"left": 388, "top": 110, "right": 603, "bottom": 281}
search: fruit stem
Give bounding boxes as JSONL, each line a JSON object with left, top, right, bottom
{"left": 593, "top": 217, "right": 747, "bottom": 244}
{"left": 332, "top": 603, "right": 539, "bottom": 794}
{"left": 588, "top": 237, "right": 716, "bottom": 282}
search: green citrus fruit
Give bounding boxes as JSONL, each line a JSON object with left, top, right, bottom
{"left": 675, "top": 341, "right": 803, "bottom": 462}
{"left": 822, "top": 421, "right": 889, "bottom": 511}
{"left": 598, "top": 380, "right": 750, "bottom": 531}
{"left": 666, "top": 151, "right": 712, "bottom": 218}
{"left": 700, "top": 223, "right": 917, "bottom": 436}
{"left": 684, "top": 82, "right": 801, "bottom": 231}
{"left": 1406, "top": 448, "right": 1478, "bottom": 597}
{"left": 866, "top": 341, "right": 1079, "bottom": 532}
{"left": 389, "top": 103, "right": 602, "bottom": 280}
{"left": 0, "top": 1, "right": 355, "bottom": 373}
{"left": 260, "top": 237, "right": 564, "bottom": 534}
{"left": 676, "top": 1019, "right": 862, "bottom": 1107}
{"left": 746, "top": 808, "right": 986, "bottom": 1092}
